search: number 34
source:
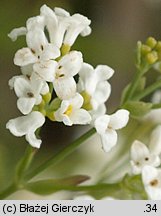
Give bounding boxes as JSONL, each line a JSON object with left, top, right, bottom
{"left": 145, "top": 204, "right": 157, "bottom": 212}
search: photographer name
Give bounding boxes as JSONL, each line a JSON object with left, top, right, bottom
{"left": 19, "top": 203, "right": 95, "bottom": 214}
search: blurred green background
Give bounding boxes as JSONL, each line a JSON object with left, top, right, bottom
{"left": 0, "top": 0, "right": 161, "bottom": 198}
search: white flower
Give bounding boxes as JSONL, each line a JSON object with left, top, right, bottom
{"left": 6, "top": 111, "right": 45, "bottom": 148}
{"left": 94, "top": 109, "right": 129, "bottom": 152}
{"left": 77, "top": 63, "right": 114, "bottom": 110}
{"left": 53, "top": 51, "right": 83, "bottom": 99}
{"left": 40, "top": 5, "right": 91, "bottom": 48}
{"left": 40, "top": 5, "right": 70, "bottom": 48}
{"left": 12, "top": 73, "right": 49, "bottom": 114}
{"left": 142, "top": 166, "right": 161, "bottom": 200}
{"left": 54, "top": 93, "right": 91, "bottom": 126}
{"left": 13, "top": 26, "right": 60, "bottom": 82}
{"left": 64, "top": 14, "right": 91, "bottom": 46}
{"left": 130, "top": 140, "right": 160, "bottom": 175}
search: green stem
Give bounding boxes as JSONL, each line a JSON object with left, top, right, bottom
{"left": 133, "top": 79, "right": 161, "bottom": 101}
{"left": 122, "top": 69, "right": 142, "bottom": 103}
{"left": 15, "top": 146, "right": 37, "bottom": 184}
{"left": 25, "top": 128, "right": 96, "bottom": 181}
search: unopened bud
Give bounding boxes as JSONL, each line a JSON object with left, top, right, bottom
{"left": 146, "top": 37, "right": 157, "bottom": 49}
{"left": 146, "top": 51, "right": 158, "bottom": 64}
{"left": 141, "top": 45, "right": 151, "bottom": 55}
{"left": 156, "top": 41, "right": 161, "bottom": 52}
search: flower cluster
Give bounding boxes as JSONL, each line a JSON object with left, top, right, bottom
{"left": 6, "top": 5, "right": 129, "bottom": 151}
{"left": 130, "top": 126, "right": 161, "bottom": 199}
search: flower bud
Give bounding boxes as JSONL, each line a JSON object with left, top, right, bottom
{"left": 146, "top": 37, "right": 157, "bottom": 49}
{"left": 146, "top": 51, "right": 158, "bottom": 64}
{"left": 141, "top": 45, "right": 151, "bottom": 55}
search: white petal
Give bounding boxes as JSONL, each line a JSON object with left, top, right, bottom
{"left": 78, "top": 63, "right": 96, "bottom": 95}
{"left": 41, "top": 5, "right": 69, "bottom": 48}
{"left": 80, "top": 26, "right": 92, "bottom": 36}
{"left": 14, "top": 48, "right": 37, "bottom": 66}
{"left": 40, "top": 81, "right": 49, "bottom": 95}
{"left": 8, "top": 75, "right": 22, "bottom": 89}
{"left": 40, "top": 44, "right": 60, "bottom": 61}
{"left": 70, "top": 109, "right": 91, "bottom": 125}
{"left": 26, "top": 16, "right": 44, "bottom": 31}
{"left": 95, "top": 65, "right": 114, "bottom": 81}
{"left": 34, "top": 60, "right": 57, "bottom": 82}
{"left": 14, "top": 76, "right": 31, "bottom": 97}
{"left": 53, "top": 77, "right": 76, "bottom": 100}
{"left": 62, "top": 115, "right": 73, "bottom": 126}
{"left": 8, "top": 27, "right": 27, "bottom": 41}
{"left": 26, "top": 132, "right": 42, "bottom": 148}
{"left": 142, "top": 166, "right": 161, "bottom": 200}
{"left": 92, "top": 81, "right": 111, "bottom": 106}
{"left": 21, "top": 64, "right": 33, "bottom": 76}
{"left": 100, "top": 129, "right": 118, "bottom": 152}
{"left": 6, "top": 118, "right": 27, "bottom": 136}
{"left": 149, "top": 125, "right": 161, "bottom": 155}
{"left": 94, "top": 115, "right": 110, "bottom": 134}
{"left": 131, "top": 140, "right": 150, "bottom": 162}
{"left": 70, "top": 93, "right": 83, "bottom": 109}
{"left": 64, "top": 14, "right": 91, "bottom": 46}
{"left": 26, "top": 28, "right": 48, "bottom": 54}
{"left": 90, "top": 103, "right": 106, "bottom": 124}
{"left": 54, "top": 7, "right": 70, "bottom": 17}
{"left": 142, "top": 166, "right": 158, "bottom": 186}
{"left": 54, "top": 100, "right": 70, "bottom": 122}
{"left": 30, "top": 73, "right": 45, "bottom": 95}
{"left": 17, "top": 97, "right": 36, "bottom": 115}
{"left": 109, "top": 109, "right": 129, "bottom": 130}
{"left": 58, "top": 51, "right": 83, "bottom": 77}
{"left": 6, "top": 111, "right": 45, "bottom": 141}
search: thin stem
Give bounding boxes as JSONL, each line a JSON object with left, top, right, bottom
{"left": 122, "top": 69, "right": 142, "bottom": 104}
{"left": 133, "top": 79, "right": 161, "bottom": 101}
{"left": 25, "top": 128, "right": 96, "bottom": 181}
{"left": 15, "top": 146, "right": 37, "bottom": 183}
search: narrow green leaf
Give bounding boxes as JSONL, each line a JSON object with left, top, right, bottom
{"left": 26, "top": 175, "right": 90, "bottom": 195}
{"left": 123, "top": 101, "right": 152, "bottom": 117}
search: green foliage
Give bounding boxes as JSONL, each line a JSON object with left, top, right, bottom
{"left": 123, "top": 101, "right": 152, "bottom": 117}
{"left": 25, "top": 175, "right": 90, "bottom": 195}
